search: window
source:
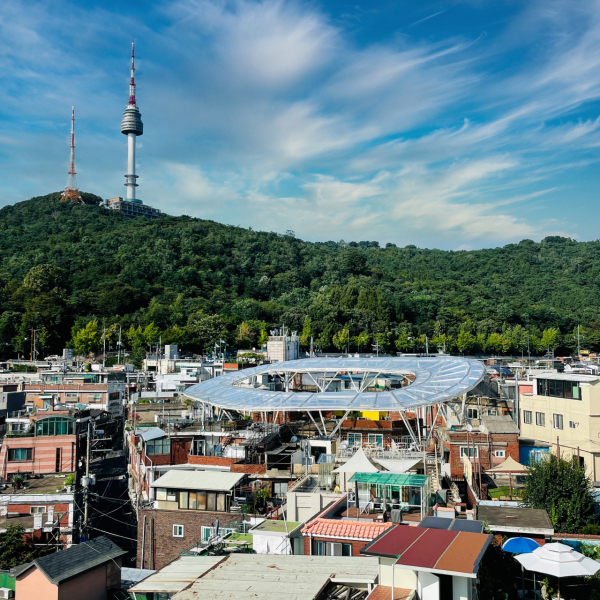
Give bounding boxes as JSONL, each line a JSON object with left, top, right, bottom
{"left": 553, "top": 414, "right": 564, "bottom": 430}
{"left": 536, "top": 412, "right": 545, "bottom": 427}
{"left": 65, "top": 393, "right": 78, "bottom": 398}
{"left": 367, "top": 434, "right": 383, "bottom": 447}
{"left": 569, "top": 421, "right": 578, "bottom": 429}
{"left": 487, "top": 409, "right": 497, "bottom": 416}
{"left": 347, "top": 433, "right": 362, "bottom": 447}
{"left": 537, "top": 379, "right": 581, "bottom": 400}
{"left": 273, "top": 482, "right": 288, "bottom": 497}
{"left": 172, "top": 525, "right": 184, "bottom": 538}
{"left": 35, "top": 417, "right": 74, "bottom": 436}
{"left": 459, "top": 446, "right": 479, "bottom": 458}
{"left": 146, "top": 438, "right": 171, "bottom": 455}
{"left": 494, "top": 450, "right": 506, "bottom": 458}
{"left": 313, "top": 541, "right": 352, "bottom": 556}
{"left": 8, "top": 448, "right": 33, "bottom": 461}
{"left": 201, "top": 526, "right": 233, "bottom": 542}
{"left": 523, "top": 410, "right": 532, "bottom": 425}
{"left": 466, "top": 408, "right": 479, "bottom": 420}
{"left": 30, "top": 506, "right": 46, "bottom": 514}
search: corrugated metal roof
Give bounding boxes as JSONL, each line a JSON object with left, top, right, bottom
{"left": 183, "top": 356, "right": 485, "bottom": 411}
{"left": 348, "top": 472, "right": 428, "bottom": 487}
{"left": 138, "top": 427, "right": 167, "bottom": 442}
{"left": 151, "top": 470, "right": 246, "bottom": 491}
{"left": 129, "top": 556, "right": 225, "bottom": 593}
{"left": 172, "top": 554, "right": 379, "bottom": 600}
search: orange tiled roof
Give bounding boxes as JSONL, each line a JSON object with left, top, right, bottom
{"left": 302, "top": 518, "right": 394, "bottom": 540}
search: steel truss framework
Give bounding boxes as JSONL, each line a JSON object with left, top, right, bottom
{"left": 184, "top": 357, "right": 484, "bottom": 443}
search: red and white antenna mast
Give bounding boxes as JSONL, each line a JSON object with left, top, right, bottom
{"left": 61, "top": 106, "right": 83, "bottom": 203}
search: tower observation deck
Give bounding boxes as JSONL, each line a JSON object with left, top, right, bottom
{"left": 121, "top": 41, "right": 143, "bottom": 201}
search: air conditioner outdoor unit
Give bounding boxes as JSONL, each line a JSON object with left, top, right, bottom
{"left": 0, "top": 587, "right": 15, "bottom": 598}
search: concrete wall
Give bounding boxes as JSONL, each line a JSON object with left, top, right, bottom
{"left": 286, "top": 490, "right": 340, "bottom": 522}
{"left": 417, "top": 571, "right": 440, "bottom": 600}
{"left": 253, "top": 533, "right": 292, "bottom": 554}
{"left": 378, "top": 561, "right": 417, "bottom": 590}
{"left": 452, "top": 576, "right": 471, "bottom": 600}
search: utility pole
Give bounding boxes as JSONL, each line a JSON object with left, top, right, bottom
{"left": 117, "top": 326, "right": 122, "bottom": 365}
{"left": 577, "top": 325, "right": 581, "bottom": 358}
{"left": 309, "top": 336, "right": 313, "bottom": 358}
{"left": 102, "top": 324, "right": 106, "bottom": 369}
{"left": 83, "top": 421, "right": 91, "bottom": 538}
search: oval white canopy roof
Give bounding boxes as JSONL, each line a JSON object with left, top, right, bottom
{"left": 183, "top": 356, "right": 485, "bottom": 411}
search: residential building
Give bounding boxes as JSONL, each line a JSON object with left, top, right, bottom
{"left": 302, "top": 495, "right": 395, "bottom": 557}
{"left": 23, "top": 371, "right": 126, "bottom": 415}
{"left": 248, "top": 519, "right": 303, "bottom": 554}
{"left": 518, "top": 372, "right": 600, "bottom": 480}
{"left": 439, "top": 414, "right": 520, "bottom": 478}
{"left": 14, "top": 536, "right": 125, "bottom": 600}
{"left": 361, "top": 523, "right": 492, "bottom": 600}
{"left": 137, "top": 470, "right": 251, "bottom": 569}
{"left": 0, "top": 384, "right": 26, "bottom": 436}
{"left": 0, "top": 475, "right": 76, "bottom": 547}
{"left": 130, "top": 554, "right": 379, "bottom": 600}
{"left": 0, "top": 413, "right": 84, "bottom": 479}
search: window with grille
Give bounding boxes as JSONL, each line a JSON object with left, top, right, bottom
{"left": 553, "top": 414, "right": 563, "bottom": 430}
{"left": 536, "top": 412, "right": 545, "bottom": 427}
{"left": 523, "top": 411, "right": 532, "bottom": 424}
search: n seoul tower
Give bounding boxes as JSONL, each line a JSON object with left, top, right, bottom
{"left": 121, "top": 41, "right": 143, "bottom": 201}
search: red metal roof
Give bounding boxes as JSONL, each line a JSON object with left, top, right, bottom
{"left": 302, "top": 518, "right": 394, "bottom": 540}
{"left": 361, "top": 524, "right": 491, "bottom": 576}
{"left": 361, "top": 524, "right": 426, "bottom": 556}
{"left": 398, "top": 528, "right": 459, "bottom": 568}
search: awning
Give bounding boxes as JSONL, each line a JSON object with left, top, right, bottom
{"left": 333, "top": 448, "right": 384, "bottom": 473}
{"left": 486, "top": 456, "right": 528, "bottom": 473}
{"left": 348, "top": 472, "right": 428, "bottom": 487}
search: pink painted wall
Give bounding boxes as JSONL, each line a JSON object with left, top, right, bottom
{"left": 0, "top": 436, "right": 76, "bottom": 478}
{"left": 17, "top": 563, "right": 117, "bottom": 600}
{"left": 16, "top": 566, "right": 58, "bottom": 600}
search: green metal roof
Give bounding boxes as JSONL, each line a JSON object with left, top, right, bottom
{"left": 348, "top": 472, "right": 429, "bottom": 487}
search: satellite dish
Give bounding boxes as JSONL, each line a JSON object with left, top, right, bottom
{"left": 290, "top": 436, "right": 298, "bottom": 443}
{"left": 466, "top": 423, "right": 473, "bottom": 432}
{"left": 479, "top": 424, "right": 485, "bottom": 432}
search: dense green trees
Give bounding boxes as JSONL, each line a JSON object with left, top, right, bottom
{"left": 2, "top": 193, "right": 600, "bottom": 358}
{"left": 522, "top": 454, "right": 596, "bottom": 533}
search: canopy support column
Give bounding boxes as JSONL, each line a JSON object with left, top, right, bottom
{"left": 330, "top": 410, "right": 350, "bottom": 438}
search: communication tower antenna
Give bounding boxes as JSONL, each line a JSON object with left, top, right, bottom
{"left": 61, "top": 106, "right": 83, "bottom": 203}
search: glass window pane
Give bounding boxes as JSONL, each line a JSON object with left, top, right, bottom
{"left": 197, "top": 492, "right": 206, "bottom": 510}
{"left": 216, "top": 493, "right": 226, "bottom": 512}
{"left": 156, "top": 488, "right": 167, "bottom": 501}
{"left": 537, "top": 379, "right": 546, "bottom": 395}
{"left": 180, "top": 491, "right": 189, "bottom": 510}
{"left": 207, "top": 493, "right": 216, "bottom": 511}
{"left": 189, "top": 492, "right": 197, "bottom": 509}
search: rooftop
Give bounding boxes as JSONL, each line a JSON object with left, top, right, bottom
{"left": 19, "top": 536, "right": 126, "bottom": 584}
{"left": 361, "top": 525, "right": 491, "bottom": 578}
{"left": 171, "top": 554, "right": 379, "bottom": 600}
{"left": 533, "top": 372, "right": 599, "bottom": 382}
{"left": 481, "top": 415, "right": 519, "bottom": 435}
{"left": 302, "top": 518, "right": 395, "bottom": 540}
{"left": 129, "top": 556, "right": 225, "bottom": 594}
{"left": 151, "top": 470, "right": 246, "bottom": 492}
{"left": 476, "top": 506, "right": 554, "bottom": 533}
{"left": 250, "top": 520, "right": 302, "bottom": 535}
{"left": 0, "top": 474, "right": 74, "bottom": 496}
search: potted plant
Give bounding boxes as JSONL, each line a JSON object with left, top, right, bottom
{"left": 12, "top": 475, "right": 23, "bottom": 490}
{"left": 64, "top": 474, "right": 74, "bottom": 492}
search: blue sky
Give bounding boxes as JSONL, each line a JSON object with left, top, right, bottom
{"left": 1, "top": 0, "right": 600, "bottom": 249}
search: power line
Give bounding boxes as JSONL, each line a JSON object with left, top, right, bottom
{"left": 87, "top": 526, "right": 137, "bottom": 542}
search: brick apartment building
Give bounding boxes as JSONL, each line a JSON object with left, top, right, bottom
{"left": 137, "top": 470, "right": 250, "bottom": 569}
{"left": 439, "top": 414, "right": 520, "bottom": 478}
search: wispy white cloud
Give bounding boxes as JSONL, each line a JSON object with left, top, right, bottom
{"left": 0, "top": 0, "right": 599, "bottom": 248}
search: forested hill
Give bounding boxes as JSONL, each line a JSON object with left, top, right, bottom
{"left": 0, "top": 192, "right": 599, "bottom": 359}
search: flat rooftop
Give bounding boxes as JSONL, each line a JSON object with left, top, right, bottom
{"left": 476, "top": 506, "right": 554, "bottom": 533}
{"left": 173, "top": 554, "right": 379, "bottom": 600}
{"left": 250, "top": 520, "right": 302, "bottom": 534}
{"left": 0, "top": 474, "right": 74, "bottom": 496}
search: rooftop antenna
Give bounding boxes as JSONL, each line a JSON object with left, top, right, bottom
{"left": 61, "top": 107, "right": 83, "bottom": 203}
